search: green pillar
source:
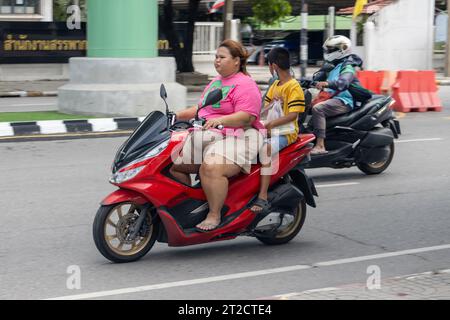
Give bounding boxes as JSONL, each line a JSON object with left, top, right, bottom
{"left": 87, "top": 0, "right": 157, "bottom": 58}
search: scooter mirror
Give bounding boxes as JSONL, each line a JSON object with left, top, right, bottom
{"left": 160, "top": 84, "right": 167, "bottom": 100}
{"left": 201, "top": 88, "right": 222, "bottom": 108}
{"left": 195, "top": 88, "right": 223, "bottom": 121}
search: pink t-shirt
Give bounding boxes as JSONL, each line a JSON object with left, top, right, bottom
{"left": 197, "top": 72, "right": 264, "bottom": 135}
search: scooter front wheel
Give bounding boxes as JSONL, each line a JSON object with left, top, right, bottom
{"left": 92, "top": 202, "right": 159, "bottom": 263}
{"left": 255, "top": 200, "right": 307, "bottom": 245}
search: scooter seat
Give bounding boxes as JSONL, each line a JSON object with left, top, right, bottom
{"left": 326, "top": 95, "right": 387, "bottom": 129}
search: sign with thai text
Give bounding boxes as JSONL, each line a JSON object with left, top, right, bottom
{"left": 0, "top": 21, "right": 187, "bottom": 63}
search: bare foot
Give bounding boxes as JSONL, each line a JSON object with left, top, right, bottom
{"left": 196, "top": 215, "right": 221, "bottom": 231}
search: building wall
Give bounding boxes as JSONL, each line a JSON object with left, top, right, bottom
{"left": 364, "top": 0, "right": 434, "bottom": 70}
{"left": 0, "top": 0, "right": 52, "bottom": 22}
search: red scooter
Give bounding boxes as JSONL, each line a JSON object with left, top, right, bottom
{"left": 93, "top": 85, "right": 318, "bottom": 263}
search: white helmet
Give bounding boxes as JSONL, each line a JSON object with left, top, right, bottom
{"left": 322, "top": 35, "right": 352, "bottom": 63}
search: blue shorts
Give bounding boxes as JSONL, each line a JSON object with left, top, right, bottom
{"left": 265, "top": 135, "right": 289, "bottom": 155}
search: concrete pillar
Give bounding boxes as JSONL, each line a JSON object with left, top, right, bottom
{"left": 58, "top": 0, "right": 186, "bottom": 117}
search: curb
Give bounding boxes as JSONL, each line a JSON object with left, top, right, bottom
{"left": 0, "top": 91, "right": 58, "bottom": 98}
{"left": 0, "top": 117, "right": 144, "bottom": 138}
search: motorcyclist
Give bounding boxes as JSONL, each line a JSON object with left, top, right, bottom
{"left": 310, "top": 35, "right": 367, "bottom": 155}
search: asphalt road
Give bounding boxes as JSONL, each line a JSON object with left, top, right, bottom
{"left": 0, "top": 103, "right": 449, "bottom": 300}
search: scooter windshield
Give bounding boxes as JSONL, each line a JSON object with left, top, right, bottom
{"left": 112, "top": 111, "right": 170, "bottom": 172}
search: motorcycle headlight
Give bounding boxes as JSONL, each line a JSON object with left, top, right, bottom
{"left": 126, "top": 139, "right": 170, "bottom": 167}
{"left": 144, "top": 139, "right": 170, "bottom": 159}
{"left": 110, "top": 166, "right": 144, "bottom": 184}
{"left": 109, "top": 139, "right": 169, "bottom": 184}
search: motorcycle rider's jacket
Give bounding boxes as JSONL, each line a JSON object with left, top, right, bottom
{"left": 313, "top": 54, "right": 372, "bottom": 108}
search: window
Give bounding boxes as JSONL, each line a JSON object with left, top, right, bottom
{"left": 0, "top": 0, "right": 40, "bottom": 14}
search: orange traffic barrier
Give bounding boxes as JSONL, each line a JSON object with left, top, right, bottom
{"left": 357, "top": 70, "right": 384, "bottom": 94}
{"left": 392, "top": 70, "right": 442, "bottom": 112}
{"left": 380, "top": 70, "right": 398, "bottom": 95}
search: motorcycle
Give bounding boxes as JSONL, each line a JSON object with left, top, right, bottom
{"left": 298, "top": 79, "right": 401, "bottom": 175}
{"left": 92, "top": 84, "right": 318, "bottom": 263}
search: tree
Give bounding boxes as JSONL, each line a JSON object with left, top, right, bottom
{"left": 162, "top": 0, "right": 291, "bottom": 73}
{"left": 251, "top": 0, "right": 292, "bottom": 26}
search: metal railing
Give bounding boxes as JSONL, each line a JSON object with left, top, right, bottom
{"left": 193, "top": 22, "right": 223, "bottom": 55}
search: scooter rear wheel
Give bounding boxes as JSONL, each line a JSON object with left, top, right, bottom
{"left": 93, "top": 202, "right": 159, "bottom": 263}
{"left": 357, "top": 143, "right": 395, "bottom": 175}
{"left": 255, "top": 200, "right": 307, "bottom": 245}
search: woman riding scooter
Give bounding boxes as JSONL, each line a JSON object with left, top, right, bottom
{"left": 310, "top": 35, "right": 366, "bottom": 155}
{"left": 170, "top": 39, "right": 264, "bottom": 232}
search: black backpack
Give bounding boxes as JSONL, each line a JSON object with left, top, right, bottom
{"left": 348, "top": 82, "right": 373, "bottom": 104}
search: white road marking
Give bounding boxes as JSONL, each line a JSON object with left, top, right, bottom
{"left": 45, "top": 243, "right": 450, "bottom": 300}
{"left": 397, "top": 138, "right": 443, "bottom": 143}
{"left": 316, "top": 182, "right": 360, "bottom": 188}
{"left": 312, "top": 244, "right": 450, "bottom": 266}
{"left": 46, "top": 265, "right": 312, "bottom": 300}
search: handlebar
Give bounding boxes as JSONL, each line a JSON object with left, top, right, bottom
{"left": 298, "top": 78, "right": 318, "bottom": 89}
{"left": 195, "top": 118, "right": 224, "bottom": 130}
{"left": 169, "top": 117, "right": 224, "bottom": 130}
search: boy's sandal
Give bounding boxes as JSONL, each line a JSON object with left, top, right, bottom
{"left": 250, "top": 198, "right": 271, "bottom": 214}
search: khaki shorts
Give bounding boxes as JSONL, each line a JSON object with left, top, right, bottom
{"left": 180, "top": 128, "right": 264, "bottom": 174}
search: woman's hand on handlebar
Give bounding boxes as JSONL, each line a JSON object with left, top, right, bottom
{"left": 203, "top": 118, "right": 224, "bottom": 130}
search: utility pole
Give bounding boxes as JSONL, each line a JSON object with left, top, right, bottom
{"left": 300, "top": 0, "right": 308, "bottom": 78}
{"left": 446, "top": 0, "right": 450, "bottom": 76}
{"left": 223, "top": 0, "right": 233, "bottom": 40}
{"left": 328, "top": 6, "right": 335, "bottom": 38}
